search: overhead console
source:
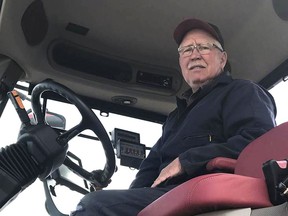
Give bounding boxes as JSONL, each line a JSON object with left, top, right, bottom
{"left": 47, "top": 40, "right": 182, "bottom": 95}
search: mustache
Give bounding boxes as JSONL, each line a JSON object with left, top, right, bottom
{"left": 187, "top": 62, "right": 206, "bottom": 70}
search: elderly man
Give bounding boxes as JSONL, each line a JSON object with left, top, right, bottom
{"left": 71, "top": 18, "right": 276, "bottom": 216}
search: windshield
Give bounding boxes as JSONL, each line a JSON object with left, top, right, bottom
{"left": 0, "top": 79, "right": 287, "bottom": 215}
{"left": 0, "top": 83, "right": 162, "bottom": 214}
{"left": 269, "top": 80, "right": 288, "bottom": 125}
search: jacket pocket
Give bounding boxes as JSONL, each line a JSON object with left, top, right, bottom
{"left": 182, "top": 133, "right": 214, "bottom": 147}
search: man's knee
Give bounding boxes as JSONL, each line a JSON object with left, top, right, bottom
{"left": 70, "top": 191, "right": 105, "bottom": 216}
{"left": 70, "top": 188, "right": 170, "bottom": 216}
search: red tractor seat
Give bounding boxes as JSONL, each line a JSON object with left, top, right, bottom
{"left": 138, "top": 122, "right": 288, "bottom": 216}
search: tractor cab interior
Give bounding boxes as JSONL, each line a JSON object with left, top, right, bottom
{"left": 1, "top": 0, "right": 288, "bottom": 215}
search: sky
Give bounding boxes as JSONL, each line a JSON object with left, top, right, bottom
{"left": 0, "top": 80, "right": 288, "bottom": 215}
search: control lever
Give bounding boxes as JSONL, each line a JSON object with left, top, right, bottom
{"left": 7, "top": 90, "right": 31, "bottom": 126}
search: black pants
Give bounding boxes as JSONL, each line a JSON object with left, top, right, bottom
{"left": 70, "top": 186, "right": 175, "bottom": 216}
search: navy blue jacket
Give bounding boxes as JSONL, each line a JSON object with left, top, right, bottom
{"left": 130, "top": 73, "right": 276, "bottom": 188}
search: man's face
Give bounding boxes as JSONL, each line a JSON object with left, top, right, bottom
{"left": 178, "top": 29, "right": 227, "bottom": 90}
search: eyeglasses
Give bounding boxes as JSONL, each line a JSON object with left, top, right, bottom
{"left": 178, "top": 43, "right": 224, "bottom": 57}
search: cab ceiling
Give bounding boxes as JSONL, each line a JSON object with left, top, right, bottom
{"left": 0, "top": 0, "right": 288, "bottom": 121}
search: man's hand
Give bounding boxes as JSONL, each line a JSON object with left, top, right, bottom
{"left": 151, "top": 157, "right": 183, "bottom": 188}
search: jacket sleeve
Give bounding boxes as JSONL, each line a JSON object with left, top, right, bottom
{"left": 179, "top": 81, "right": 277, "bottom": 176}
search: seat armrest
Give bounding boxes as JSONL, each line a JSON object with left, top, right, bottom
{"left": 206, "top": 157, "right": 237, "bottom": 173}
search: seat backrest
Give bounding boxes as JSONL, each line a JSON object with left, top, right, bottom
{"left": 235, "top": 122, "right": 288, "bottom": 178}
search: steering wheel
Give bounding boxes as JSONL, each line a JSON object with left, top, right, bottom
{"left": 30, "top": 79, "right": 116, "bottom": 188}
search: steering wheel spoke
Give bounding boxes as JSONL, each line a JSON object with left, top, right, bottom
{"left": 59, "top": 122, "right": 86, "bottom": 143}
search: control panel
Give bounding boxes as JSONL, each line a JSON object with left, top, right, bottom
{"left": 111, "top": 128, "right": 145, "bottom": 169}
{"left": 116, "top": 140, "right": 146, "bottom": 169}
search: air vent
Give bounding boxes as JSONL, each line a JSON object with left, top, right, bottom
{"left": 66, "top": 23, "right": 89, "bottom": 36}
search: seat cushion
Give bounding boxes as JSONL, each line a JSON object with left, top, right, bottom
{"left": 138, "top": 173, "right": 272, "bottom": 216}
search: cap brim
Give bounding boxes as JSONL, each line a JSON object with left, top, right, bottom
{"left": 173, "top": 18, "right": 222, "bottom": 46}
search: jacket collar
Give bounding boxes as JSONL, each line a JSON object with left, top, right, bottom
{"left": 177, "top": 72, "right": 233, "bottom": 108}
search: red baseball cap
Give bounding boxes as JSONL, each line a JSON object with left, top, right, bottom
{"left": 173, "top": 18, "right": 225, "bottom": 49}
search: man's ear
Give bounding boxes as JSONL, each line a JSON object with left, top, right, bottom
{"left": 220, "top": 51, "right": 228, "bottom": 69}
